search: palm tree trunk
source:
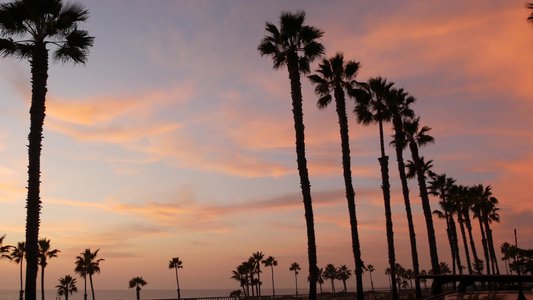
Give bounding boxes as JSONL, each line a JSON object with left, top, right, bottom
{"left": 83, "top": 276, "right": 87, "bottom": 300}
{"left": 370, "top": 272, "right": 374, "bottom": 291}
{"left": 174, "top": 267, "right": 181, "bottom": 300}
{"left": 444, "top": 213, "right": 457, "bottom": 275}
{"left": 392, "top": 115, "right": 421, "bottom": 299}
{"left": 409, "top": 142, "right": 440, "bottom": 275}
{"left": 19, "top": 256, "right": 24, "bottom": 300}
{"left": 287, "top": 53, "right": 317, "bottom": 300}
{"left": 136, "top": 286, "right": 140, "bottom": 300}
{"left": 25, "top": 43, "right": 49, "bottom": 300}
{"left": 464, "top": 212, "right": 480, "bottom": 273}
{"left": 378, "top": 155, "right": 398, "bottom": 300}
{"left": 334, "top": 86, "right": 364, "bottom": 300}
{"left": 457, "top": 211, "right": 473, "bottom": 274}
{"left": 89, "top": 274, "right": 95, "bottom": 300}
{"left": 478, "top": 217, "right": 491, "bottom": 274}
{"left": 484, "top": 219, "right": 500, "bottom": 274}
{"left": 330, "top": 278, "right": 335, "bottom": 293}
{"left": 257, "top": 266, "right": 261, "bottom": 298}
{"left": 41, "top": 266, "right": 45, "bottom": 300}
{"left": 294, "top": 272, "right": 299, "bottom": 297}
{"left": 449, "top": 217, "right": 463, "bottom": 274}
{"left": 270, "top": 265, "right": 275, "bottom": 297}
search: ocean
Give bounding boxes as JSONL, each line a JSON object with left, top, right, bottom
{"left": 0, "top": 288, "right": 304, "bottom": 300}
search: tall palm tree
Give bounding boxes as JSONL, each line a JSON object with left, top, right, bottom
{"left": 11, "top": 242, "right": 26, "bottom": 300}
{"left": 38, "top": 238, "right": 60, "bottom": 300}
{"left": 262, "top": 256, "right": 278, "bottom": 297}
{"left": 0, "top": 2, "right": 93, "bottom": 299}
{"left": 252, "top": 251, "right": 265, "bottom": 297}
{"left": 169, "top": 257, "right": 183, "bottom": 300}
{"left": 336, "top": 265, "right": 351, "bottom": 293}
{"left": 471, "top": 184, "right": 500, "bottom": 274}
{"left": 463, "top": 186, "right": 482, "bottom": 274}
{"left": 308, "top": 53, "right": 364, "bottom": 300}
{"left": 323, "top": 264, "right": 337, "bottom": 293}
{"left": 290, "top": 262, "right": 301, "bottom": 297}
{"left": 56, "top": 275, "right": 77, "bottom": 300}
{"left": 128, "top": 277, "right": 147, "bottom": 300}
{"left": 74, "top": 248, "right": 104, "bottom": 300}
{"left": 258, "top": 12, "right": 324, "bottom": 299}
{"left": 403, "top": 118, "right": 440, "bottom": 277}
{"left": 387, "top": 88, "right": 422, "bottom": 298}
{"left": 353, "top": 76, "right": 398, "bottom": 300}
{"left": 367, "top": 264, "right": 375, "bottom": 292}
{"left": 429, "top": 174, "right": 463, "bottom": 275}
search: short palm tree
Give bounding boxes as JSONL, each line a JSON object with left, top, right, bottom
{"left": 231, "top": 264, "right": 249, "bottom": 297}
{"left": 38, "top": 238, "right": 60, "bottom": 300}
{"left": 308, "top": 53, "right": 364, "bottom": 300}
{"left": 367, "top": 264, "right": 375, "bottom": 291}
{"left": 501, "top": 242, "right": 513, "bottom": 274}
{"left": 169, "top": 257, "right": 183, "bottom": 300}
{"left": 10, "top": 242, "right": 26, "bottom": 300}
{"left": 0, "top": 2, "right": 93, "bottom": 299}
{"left": 471, "top": 184, "right": 500, "bottom": 274}
{"left": 289, "top": 262, "right": 301, "bottom": 297}
{"left": 262, "top": 256, "right": 278, "bottom": 297}
{"left": 258, "top": 12, "right": 324, "bottom": 299}
{"left": 56, "top": 275, "right": 77, "bottom": 300}
{"left": 336, "top": 265, "right": 351, "bottom": 293}
{"left": 252, "top": 251, "right": 264, "bottom": 297}
{"left": 323, "top": 264, "right": 337, "bottom": 293}
{"left": 403, "top": 117, "right": 440, "bottom": 276}
{"left": 129, "top": 277, "right": 147, "bottom": 300}
{"left": 74, "top": 248, "right": 104, "bottom": 300}
{"left": 354, "top": 76, "right": 398, "bottom": 300}
{"left": 316, "top": 267, "right": 324, "bottom": 293}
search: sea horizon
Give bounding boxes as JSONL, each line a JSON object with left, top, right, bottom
{"left": 0, "top": 288, "right": 312, "bottom": 300}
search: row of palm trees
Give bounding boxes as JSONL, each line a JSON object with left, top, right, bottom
{"left": 0, "top": 237, "right": 104, "bottom": 300}
{"left": 258, "top": 9, "right": 510, "bottom": 300}
{"left": 231, "top": 252, "right": 277, "bottom": 298}
{"left": 500, "top": 242, "right": 533, "bottom": 275}
{"left": 55, "top": 275, "right": 148, "bottom": 300}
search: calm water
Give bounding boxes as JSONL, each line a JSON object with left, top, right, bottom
{"left": 0, "top": 288, "right": 304, "bottom": 300}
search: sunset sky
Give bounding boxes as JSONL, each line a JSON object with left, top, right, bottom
{"left": 1, "top": 0, "right": 533, "bottom": 293}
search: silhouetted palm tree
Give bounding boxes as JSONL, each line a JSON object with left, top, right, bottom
{"left": 336, "top": 265, "right": 351, "bottom": 293}
{"left": 169, "top": 257, "right": 183, "bottom": 300}
{"left": 129, "top": 277, "right": 147, "bottom": 300}
{"left": 403, "top": 118, "right": 440, "bottom": 277}
{"left": 252, "top": 251, "right": 264, "bottom": 297}
{"left": 290, "top": 262, "right": 301, "bottom": 297}
{"left": 262, "top": 256, "right": 278, "bottom": 297}
{"left": 74, "top": 248, "right": 104, "bottom": 300}
{"left": 429, "top": 174, "right": 463, "bottom": 275}
{"left": 323, "top": 264, "right": 337, "bottom": 293}
{"left": 56, "top": 275, "right": 77, "bottom": 300}
{"left": 354, "top": 76, "right": 398, "bottom": 300}
{"left": 258, "top": 12, "right": 324, "bottom": 299}
{"left": 38, "top": 238, "right": 60, "bottom": 300}
{"left": 387, "top": 88, "right": 422, "bottom": 298}
{"left": 231, "top": 264, "right": 249, "bottom": 297}
{"left": 308, "top": 53, "right": 364, "bottom": 300}
{"left": 0, "top": 2, "right": 93, "bottom": 298}
{"left": 11, "top": 242, "right": 26, "bottom": 300}
{"left": 501, "top": 242, "right": 513, "bottom": 274}
{"left": 0, "top": 235, "right": 11, "bottom": 260}
{"left": 316, "top": 267, "right": 324, "bottom": 293}
{"left": 367, "top": 264, "right": 375, "bottom": 291}
{"left": 471, "top": 184, "right": 500, "bottom": 274}
{"left": 451, "top": 185, "right": 474, "bottom": 274}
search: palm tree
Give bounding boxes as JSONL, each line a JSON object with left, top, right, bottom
{"left": 429, "top": 174, "right": 463, "bottom": 275}
{"left": 290, "top": 262, "right": 301, "bottom": 297}
{"left": 353, "top": 76, "right": 398, "bottom": 300}
{"left": 74, "top": 248, "right": 104, "bottom": 300}
{"left": 403, "top": 118, "right": 440, "bottom": 277}
{"left": 0, "top": 2, "right": 93, "bottom": 299}
{"left": 501, "top": 242, "right": 513, "bottom": 275}
{"left": 11, "top": 242, "right": 26, "bottom": 300}
{"left": 387, "top": 88, "right": 422, "bottom": 298}
{"left": 169, "top": 257, "right": 183, "bottom": 300}
{"left": 323, "top": 264, "right": 337, "bottom": 293}
{"left": 451, "top": 185, "right": 474, "bottom": 274}
{"left": 129, "top": 277, "right": 147, "bottom": 300}
{"left": 252, "top": 251, "right": 265, "bottom": 297}
{"left": 56, "top": 275, "right": 77, "bottom": 300}
{"left": 471, "top": 184, "right": 500, "bottom": 274}
{"left": 463, "top": 186, "right": 482, "bottom": 274}
{"left": 316, "top": 267, "right": 324, "bottom": 293}
{"left": 336, "top": 265, "right": 351, "bottom": 293}
{"left": 367, "top": 264, "right": 375, "bottom": 291}
{"left": 258, "top": 12, "right": 324, "bottom": 299}
{"left": 38, "top": 238, "right": 60, "bottom": 300}
{"left": 231, "top": 264, "right": 249, "bottom": 297}
{"left": 308, "top": 53, "right": 364, "bottom": 300}
{"left": 262, "top": 256, "right": 278, "bottom": 297}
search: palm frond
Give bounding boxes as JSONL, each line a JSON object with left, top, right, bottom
{"left": 53, "top": 29, "right": 93, "bottom": 64}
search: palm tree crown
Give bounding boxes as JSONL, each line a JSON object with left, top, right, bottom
{"left": 169, "top": 257, "right": 183, "bottom": 300}
{"left": 74, "top": 248, "right": 104, "bottom": 300}
{"left": 129, "top": 277, "right": 147, "bottom": 300}
{"left": 56, "top": 275, "right": 77, "bottom": 300}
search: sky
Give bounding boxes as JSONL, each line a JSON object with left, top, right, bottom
{"left": 1, "top": 0, "right": 533, "bottom": 294}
